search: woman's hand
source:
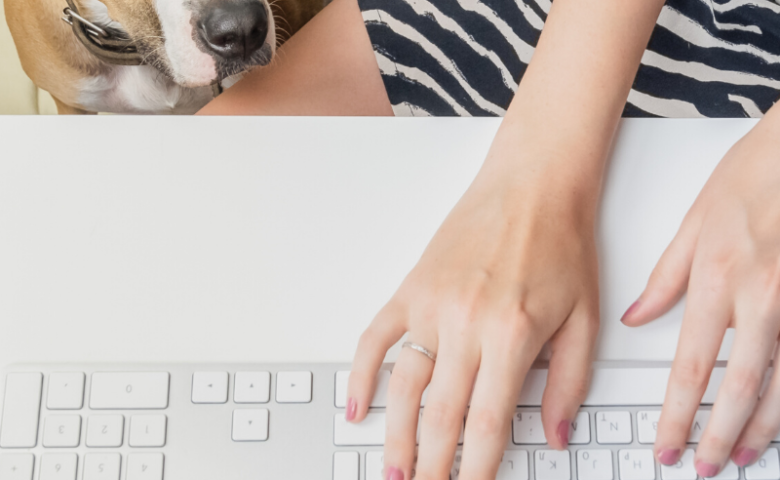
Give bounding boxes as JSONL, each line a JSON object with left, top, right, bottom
{"left": 622, "top": 108, "right": 780, "bottom": 476}
{"left": 346, "top": 149, "right": 601, "bottom": 479}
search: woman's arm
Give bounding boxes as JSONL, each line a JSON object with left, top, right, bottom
{"left": 347, "top": 1, "right": 666, "bottom": 479}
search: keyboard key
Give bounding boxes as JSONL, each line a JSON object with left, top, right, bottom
{"left": 746, "top": 449, "right": 780, "bottom": 480}
{"left": 452, "top": 450, "right": 527, "bottom": 480}
{"left": 687, "top": 410, "right": 710, "bottom": 443}
{"left": 42, "top": 415, "right": 81, "bottom": 448}
{"left": 129, "top": 415, "right": 167, "bottom": 447}
{"left": 126, "top": 454, "right": 164, "bottom": 480}
{"left": 661, "top": 449, "right": 696, "bottom": 480}
{"left": 365, "top": 451, "right": 384, "bottom": 480}
{"left": 276, "top": 371, "right": 312, "bottom": 403}
{"left": 0, "top": 454, "right": 34, "bottom": 480}
{"left": 39, "top": 454, "right": 78, "bottom": 480}
{"left": 512, "top": 411, "right": 589, "bottom": 445}
{"left": 578, "top": 450, "right": 613, "bottom": 480}
{"left": 333, "top": 452, "right": 359, "bottom": 480}
{"left": 334, "top": 413, "right": 385, "bottom": 446}
{"left": 535, "top": 450, "right": 571, "bottom": 480}
{"left": 0, "top": 373, "right": 42, "bottom": 448}
{"left": 232, "top": 410, "right": 269, "bottom": 442}
{"left": 234, "top": 372, "right": 270, "bottom": 404}
{"left": 335, "top": 370, "right": 391, "bottom": 408}
{"left": 90, "top": 373, "right": 169, "bottom": 410}
{"left": 618, "top": 450, "right": 655, "bottom": 480}
{"left": 570, "top": 412, "right": 591, "bottom": 444}
{"left": 513, "top": 411, "right": 545, "bottom": 444}
{"left": 597, "top": 412, "right": 632, "bottom": 444}
{"left": 637, "top": 411, "right": 660, "bottom": 444}
{"left": 191, "top": 372, "right": 228, "bottom": 404}
{"left": 707, "top": 461, "right": 739, "bottom": 480}
{"left": 83, "top": 453, "right": 121, "bottom": 480}
{"left": 86, "top": 415, "right": 124, "bottom": 448}
{"left": 47, "top": 373, "right": 85, "bottom": 410}
{"left": 497, "top": 450, "right": 530, "bottom": 480}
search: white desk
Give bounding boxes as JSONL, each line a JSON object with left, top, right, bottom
{"left": 0, "top": 117, "right": 757, "bottom": 368}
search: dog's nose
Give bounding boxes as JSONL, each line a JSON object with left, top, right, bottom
{"left": 199, "top": 0, "right": 269, "bottom": 61}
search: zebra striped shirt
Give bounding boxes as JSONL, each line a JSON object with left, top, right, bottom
{"left": 358, "top": 0, "right": 780, "bottom": 117}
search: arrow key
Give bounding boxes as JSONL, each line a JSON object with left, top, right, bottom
{"left": 232, "top": 410, "right": 269, "bottom": 442}
{"left": 192, "top": 372, "right": 228, "bottom": 404}
{"left": 276, "top": 372, "right": 312, "bottom": 403}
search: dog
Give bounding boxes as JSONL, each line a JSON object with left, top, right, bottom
{"left": 4, "top": 0, "right": 324, "bottom": 114}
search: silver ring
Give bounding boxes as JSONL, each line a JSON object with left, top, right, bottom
{"left": 402, "top": 341, "right": 437, "bottom": 362}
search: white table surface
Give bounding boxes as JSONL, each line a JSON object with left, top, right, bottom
{"left": 0, "top": 117, "right": 757, "bottom": 367}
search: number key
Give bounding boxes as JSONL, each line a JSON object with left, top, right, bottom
{"left": 86, "top": 416, "right": 124, "bottom": 448}
{"left": 83, "top": 454, "right": 121, "bottom": 480}
{"left": 42, "top": 416, "right": 81, "bottom": 448}
{"left": 39, "top": 454, "right": 77, "bottom": 480}
{"left": 129, "top": 415, "right": 167, "bottom": 447}
{"left": 126, "top": 454, "right": 164, "bottom": 480}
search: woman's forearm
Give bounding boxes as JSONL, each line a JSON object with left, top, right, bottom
{"left": 482, "top": 0, "right": 666, "bottom": 221}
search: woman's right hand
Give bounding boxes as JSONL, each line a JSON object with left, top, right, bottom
{"left": 344, "top": 144, "right": 602, "bottom": 480}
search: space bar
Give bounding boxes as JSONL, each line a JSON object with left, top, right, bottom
{"left": 334, "top": 412, "right": 385, "bottom": 446}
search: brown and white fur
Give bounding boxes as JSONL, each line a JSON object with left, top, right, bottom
{"left": 4, "top": 0, "right": 323, "bottom": 114}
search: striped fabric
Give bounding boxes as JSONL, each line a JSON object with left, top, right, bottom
{"left": 358, "top": 0, "right": 780, "bottom": 117}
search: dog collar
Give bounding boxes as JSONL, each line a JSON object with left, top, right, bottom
{"left": 61, "top": 0, "right": 144, "bottom": 66}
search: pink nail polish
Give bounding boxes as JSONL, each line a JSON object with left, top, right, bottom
{"left": 346, "top": 398, "right": 357, "bottom": 422}
{"left": 695, "top": 461, "right": 720, "bottom": 478}
{"left": 385, "top": 466, "right": 404, "bottom": 480}
{"left": 658, "top": 448, "right": 681, "bottom": 466}
{"left": 734, "top": 447, "right": 759, "bottom": 467}
{"left": 556, "top": 420, "right": 570, "bottom": 447}
{"left": 621, "top": 301, "right": 641, "bottom": 323}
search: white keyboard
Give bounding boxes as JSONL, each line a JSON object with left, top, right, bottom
{"left": 1, "top": 362, "right": 778, "bottom": 480}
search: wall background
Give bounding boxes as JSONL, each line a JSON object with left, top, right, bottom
{"left": 1, "top": 0, "right": 58, "bottom": 114}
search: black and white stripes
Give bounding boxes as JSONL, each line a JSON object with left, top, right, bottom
{"left": 358, "top": 0, "right": 780, "bottom": 117}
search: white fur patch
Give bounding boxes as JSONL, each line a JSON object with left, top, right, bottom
{"left": 77, "top": 0, "right": 125, "bottom": 31}
{"left": 155, "top": 0, "right": 218, "bottom": 87}
{"left": 78, "top": 65, "right": 215, "bottom": 114}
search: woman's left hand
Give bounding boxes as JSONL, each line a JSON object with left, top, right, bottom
{"left": 622, "top": 109, "right": 780, "bottom": 476}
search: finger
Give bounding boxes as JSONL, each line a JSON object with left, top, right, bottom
{"left": 458, "top": 321, "right": 541, "bottom": 480}
{"left": 621, "top": 220, "right": 698, "bottom": 327}
{"left": 383, "top": 339, "right": 437, "bottom": 480}
{"left": 694, "top": 322, "right": 778, "bottom": 476}
{"left": 348, "top": 302, "right": 408, "bottom": 422}
{"left": 414, "top": 334, "right": 479, "bottom": 480}
{"left": 542, "top": 303, "right": 599, "bottom": 449}
{"left": 696, "top": 288, "right": 780, "bottom": 474}
{"left": 732, "top": 339, "right": 780, "bottom": 467}
{"left": 654, "top": 263, "right": 732, "bottom": 467}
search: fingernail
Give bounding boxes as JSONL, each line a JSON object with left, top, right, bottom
{"left": 733, "top": 447, "right": 759, "bottom": 467}
{"left": 346, "top": 397, "right": 357, "bottom": 422}
{"left": 657, "top": 448, "right": 681, "bottom": 466}
{"left": 556, "top": 420, "right": 570, "bottom": 447}
{"left": 385, "top": 466, "right": 404, "bottom": 480}
{"left": 621, "top": 300, "right": 641, "bottom": 323}
{"left": 695, "top": 461, "right": 720, "bottom": 478}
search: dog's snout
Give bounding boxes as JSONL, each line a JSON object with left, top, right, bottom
{"left": 199, "top": 0, "right": 269, "bottom": 61}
